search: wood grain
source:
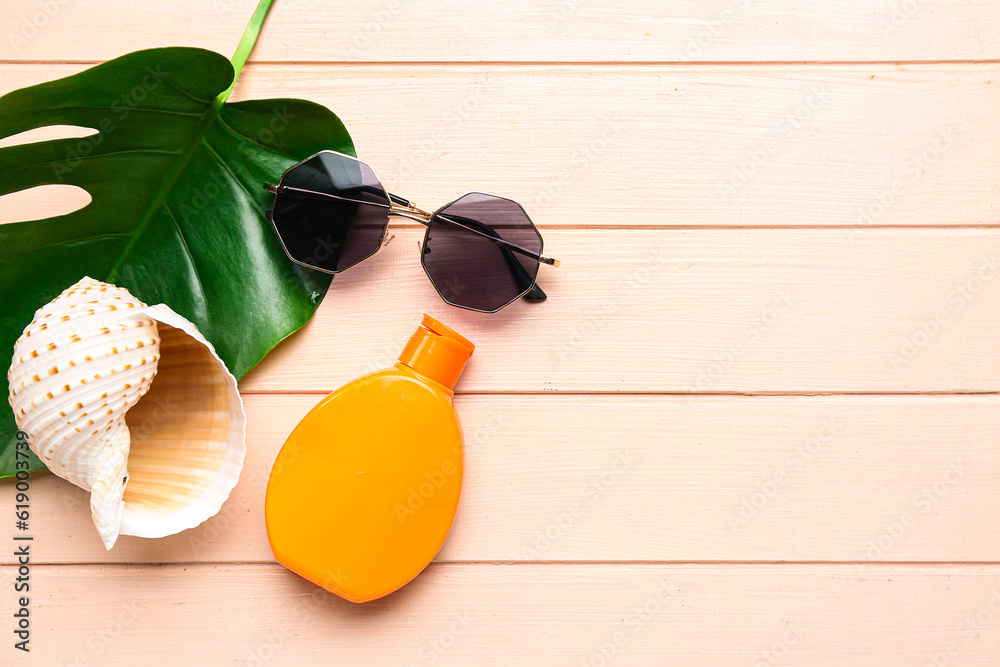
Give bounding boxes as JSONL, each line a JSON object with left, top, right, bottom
{"left": 3, "top": 394, "right": 997, "bottom": 565}
{"left": 1, "top": 0, "right": 999, "bottom": 63}
{"left": 7, "top": 219, "right": 992, "bottom": 391}
{"left": 1, "top": 3, "right": 997, "bottom": 664}
{"left": 4, "top": 563, "right": 998, "bottom": 665}
{"left": 2, "top": 64, "right": 998, "bottom": 229}
{"left": 236, "top": 227, "right": 1000, "bottom": 393}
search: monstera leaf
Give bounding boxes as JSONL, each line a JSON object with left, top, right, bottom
{"left": 0, "top": 2, "right": 353, "bottom": 476}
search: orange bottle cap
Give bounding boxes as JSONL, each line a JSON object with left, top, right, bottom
{"left": 398, "top": 314, "right": 475, "bottom": 390}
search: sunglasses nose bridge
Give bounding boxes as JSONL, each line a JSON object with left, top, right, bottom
{"left": 389, "top": 209, "right": 431, "bottom": 225}
{"left": 387, "top": 192, "right": 433, "bottom": 225}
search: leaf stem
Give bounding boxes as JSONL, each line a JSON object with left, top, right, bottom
{"left": 218, "top": 0, "right": 276, "bottom": 103}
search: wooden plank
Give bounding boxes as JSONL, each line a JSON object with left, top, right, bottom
{"left": 4, "top": 394, "right": 998, "bottom": 564}
{"left": 3, "top": 563, "right": 998, "bottom": 665}
{"left": 2, "top": 0, "right": 999, "bottom": 63}
{"left": 0, "top": 224, "right": 987, "bottom": 391}
{"left": 0, "top": 2, "right": 995, "bottom": 663}
{"left": 1, "top": 64, "right": 998, "bottom": 229}
{"left": 0, "top": 222, "right": 996, "bottom": 390}
{"left": 235, "top": 227, "right": 1000, "bottom": 392}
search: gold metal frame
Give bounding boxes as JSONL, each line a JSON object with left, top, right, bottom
{"left": 264, "top": 150, "right": 560, "bottom": 313}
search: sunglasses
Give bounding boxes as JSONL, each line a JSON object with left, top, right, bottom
{"left": 263, "top": 150, "right": 560, "bottom": 313}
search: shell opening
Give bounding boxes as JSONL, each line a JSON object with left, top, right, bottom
{"left": 117, "top": 315, "right": 246, "bottom": 541}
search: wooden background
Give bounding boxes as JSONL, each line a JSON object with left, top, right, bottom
{"left": 2, "top": 1, "right": 1000, "bottom": 664}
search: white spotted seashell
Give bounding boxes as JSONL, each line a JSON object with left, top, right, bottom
{"left": 7, "top": 277, "right": 246, "bottom": 550}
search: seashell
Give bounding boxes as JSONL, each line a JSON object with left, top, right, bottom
{"left": 7, "top": 277, "right": 246, "bottom": 550}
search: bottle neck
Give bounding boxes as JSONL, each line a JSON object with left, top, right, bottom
{"left": 397, "top": 315, "right": 474, "bottom": 390}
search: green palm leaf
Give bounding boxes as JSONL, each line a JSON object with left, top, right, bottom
{"left": 0, "top": 1, "right": 351, "bottom": 476}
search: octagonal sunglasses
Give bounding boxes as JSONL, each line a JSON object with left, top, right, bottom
{"left": 263, "top": 150, "right": 560, "bottom": 313}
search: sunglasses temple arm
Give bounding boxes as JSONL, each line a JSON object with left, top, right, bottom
{"left": 523, "top": 283, "right": 548, "bottom": 302}
{"left": 388, "top": 192, "right": 417, "bottom": 209}
{"left": 435, "top": 212, "right": 548, "bottom": 302}
{"left": 265, "top": 183, "right": 392, "bottom": 210}
{"left": 434, "top": 212, "right": 560, "bottom": 266}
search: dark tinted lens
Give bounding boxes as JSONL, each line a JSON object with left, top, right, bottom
{"left": 422, "top": 193, "right": 542, "bottom": 312}
{"left": 271, "top": 152, "right": 389, "bottom": 272}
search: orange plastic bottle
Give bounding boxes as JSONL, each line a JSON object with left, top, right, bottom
{"left": 264, "top": 314, "right": 474, "bottom": 603}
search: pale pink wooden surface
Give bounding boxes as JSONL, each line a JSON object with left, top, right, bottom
{"left": 1, "top": 1, "right": 999, "bottom": 664}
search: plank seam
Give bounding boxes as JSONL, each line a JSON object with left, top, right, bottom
{"left": 238, "top": 390, "right": 1000, "bottom": 396}
{"left": 5, "top": 60, "right": 1000, "bottom": 66}
{"left": 8, "top": 560, "right": 1000, "bottom": 567}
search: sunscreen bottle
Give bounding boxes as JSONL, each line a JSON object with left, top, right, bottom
{"left": 265, "top": 314, "right": 474, "bottom": 602}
